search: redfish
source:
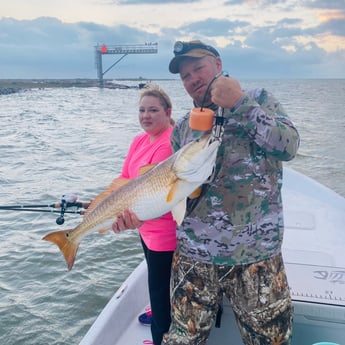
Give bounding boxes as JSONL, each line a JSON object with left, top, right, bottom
{"left": 43, "top": 134, "right": 220, "bottom": 270}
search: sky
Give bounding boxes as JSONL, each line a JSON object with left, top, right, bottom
{"left": 1, "top": 0, "right": 344, "bottom": 79}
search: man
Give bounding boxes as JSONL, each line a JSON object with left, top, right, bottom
{"left": 160, "top": 40, "right": 300, "bottom": 345}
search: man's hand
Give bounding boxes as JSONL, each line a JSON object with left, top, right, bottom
{"left": 112, "top": 209, "right": 143, "bottom": 233}
{"left": 210, "top": 76, "right": 244, "bottom": 109}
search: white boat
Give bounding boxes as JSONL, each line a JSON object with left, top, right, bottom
{"left": 80, "top": 167, "right": 345, "bottom": 345}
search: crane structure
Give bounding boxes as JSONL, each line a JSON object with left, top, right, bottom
{"left": 94, "top": 43, "right": 158, "bottom": 86}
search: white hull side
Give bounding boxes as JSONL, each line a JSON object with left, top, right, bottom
{"left": 80, "top": 168, "right": 345, "bottom": 345}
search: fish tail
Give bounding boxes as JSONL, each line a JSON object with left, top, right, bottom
{"left": 43, "top": 230, "right": 80, "bottom": 271}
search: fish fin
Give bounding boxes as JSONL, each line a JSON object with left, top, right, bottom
{"left": 166, "top": 181, "right": 179, "bottom": 203}
{"left": 98, "top": 227, "right": 111, "bottom": 234}
{"left": 42, "top": 230, "right": 79, "bottom": 271}
{"left": 176, "top": 140, "right": 220, "bottom": 182}
{"left": 171, "top": 198, "right": 187, "bottom": 226}
{"left": 138, "top": 163, "right": 157, "bottom": 175}
{"left": 85, "top": 165, "right": 155, "bottom": 216}
{"left": 189, "top": 186, "right": 202, "bottom": 199}
{"left": 85, "top": 177, "right": 131, "bottom": 216}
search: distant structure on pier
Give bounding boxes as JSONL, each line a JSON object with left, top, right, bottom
{"left": 94, "top": 42, "right": 158, "bottom": 86}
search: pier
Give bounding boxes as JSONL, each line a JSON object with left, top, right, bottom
{"left": 95, "top": 43, "right": 158, "bottom": 86}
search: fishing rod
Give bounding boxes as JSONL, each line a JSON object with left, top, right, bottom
{"left": 0, "top": 202, "right": 89, "bottom": 210}
{"left": 0, "top": 194, "right": 91, "bottom": 225}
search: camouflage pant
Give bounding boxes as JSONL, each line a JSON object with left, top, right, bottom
{"left": 162, "top": 251, "right": 293, "bottom": 345}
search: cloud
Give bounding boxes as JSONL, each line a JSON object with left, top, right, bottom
{"left": 218, "top": 29, "right": 328, "bottom": 78}
{"left": 116, "top": 0, "right": 197, "bottom": 3}
{"left": 316, "top": 17, "right": 345, "bottom": 36}
{"left": 304, "top": 0, "right": 345, "bottom": 10}
{"left": 180, "top": 18, "right": 250, "bottom": 37}
{"left": 0, "top": 4, "right": 344, "bottom": 80}
{"left": 0, "top": 17, "right": 162, "bottom": 79}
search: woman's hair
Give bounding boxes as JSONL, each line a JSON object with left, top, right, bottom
{"left": 140, "top": 84, "right": 172, "bottom": 111}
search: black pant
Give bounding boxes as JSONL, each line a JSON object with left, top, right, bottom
{"left": 141, "top": 238, "right": 174, "bottom": 345}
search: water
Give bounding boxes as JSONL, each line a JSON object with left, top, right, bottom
{"left": 0, "top": 79, "right": 344, "bottom": 345}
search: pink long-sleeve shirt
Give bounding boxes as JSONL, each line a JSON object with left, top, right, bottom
{"left": 119, "top": 126, "right": 177, "bottom": 251}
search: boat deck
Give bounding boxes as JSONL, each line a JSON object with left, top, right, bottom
{"left": 80, "top": 260, "right": 345, "bottom": 345}
{"left": 80, "top": 168, "right": 345, "bottom": 345}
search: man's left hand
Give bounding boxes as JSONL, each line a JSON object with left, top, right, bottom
{"left": 210, "top": 76, "right": 244, "bottom": 108}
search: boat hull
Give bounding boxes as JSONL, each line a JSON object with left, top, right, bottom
{"left": 80, "top": 168, "right": 345, "bottom": 345}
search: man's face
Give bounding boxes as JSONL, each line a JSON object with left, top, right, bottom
{"left": 179, "top": 56, "right": 222, "bottom": 106}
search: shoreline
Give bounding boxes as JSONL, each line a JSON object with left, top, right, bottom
{"left": 0, "top": 78, "right": 150, "bottom": 95}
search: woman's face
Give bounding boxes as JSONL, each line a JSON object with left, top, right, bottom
{"left": 139, "top": 95, "right": 171, "bottom": 139}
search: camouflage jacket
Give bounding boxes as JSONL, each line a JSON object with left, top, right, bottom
{"left": 171, "top": 88, "right": 300, "bottom": 265}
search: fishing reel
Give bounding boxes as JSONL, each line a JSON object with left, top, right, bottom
{"left": 56, "top": 194, "right": 78, "bottom": 225}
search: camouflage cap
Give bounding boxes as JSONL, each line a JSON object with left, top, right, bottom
{"left": 169, "top": 40, "right": 220, "bottom": 74}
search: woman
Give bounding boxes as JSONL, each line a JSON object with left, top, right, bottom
{"left": 110, "top": 84, "right": 176, "bottom": 345}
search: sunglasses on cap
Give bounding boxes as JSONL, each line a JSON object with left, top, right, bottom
{"left": 173, "top": 41, "right": 220, "bottom": 57}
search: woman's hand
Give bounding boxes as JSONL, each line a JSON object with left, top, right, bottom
{"left": 112, "top": 209, "right": 143, "bottom": 233}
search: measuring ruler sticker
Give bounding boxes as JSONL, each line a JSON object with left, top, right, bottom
{"left": 285, "top": 262, "right": 345, "bottom": 306}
